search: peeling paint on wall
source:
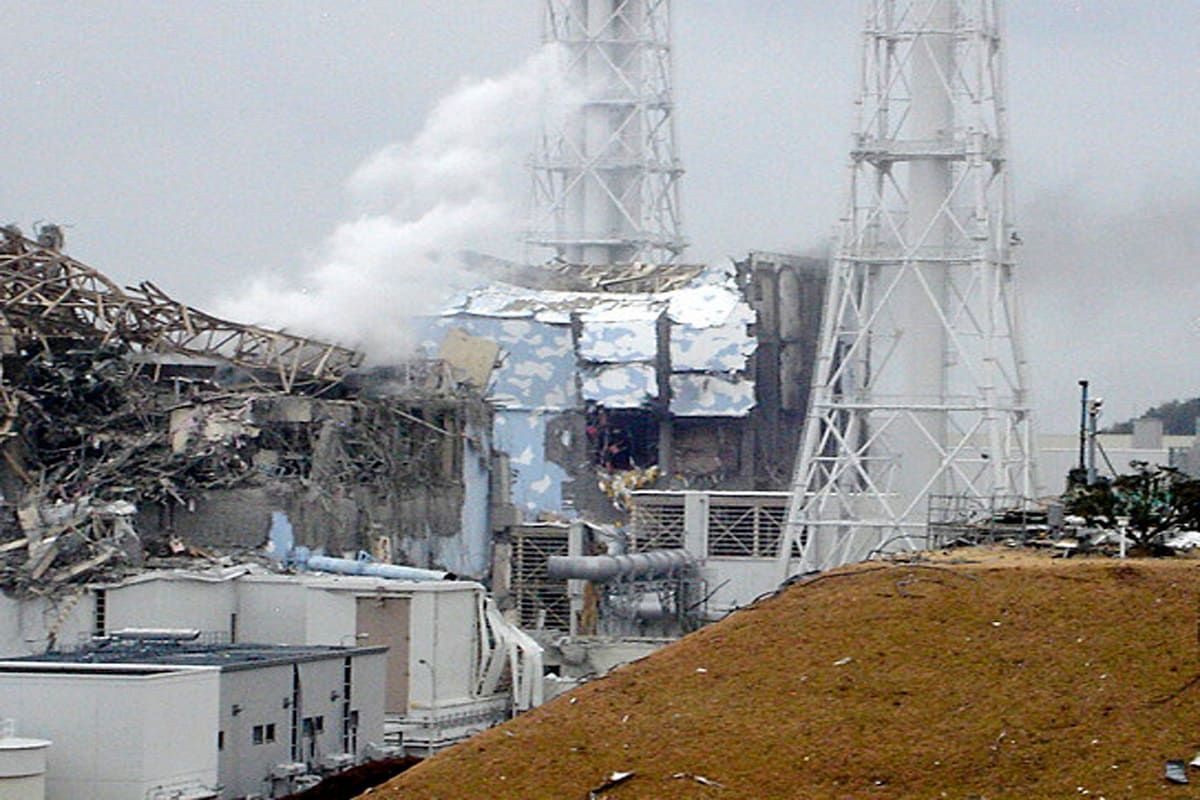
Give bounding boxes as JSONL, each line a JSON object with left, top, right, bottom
{"left": 578, "top": 315, "right": 659, "bottom": 363}
{"left": 670, "top": 373, "right": 756, "bottom": 417}
{"left": 581, "top": 364, "right": 657, "bottom": 408}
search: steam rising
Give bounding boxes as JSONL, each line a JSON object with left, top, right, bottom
{"left": 218, "top": 45, "right": 578, "bottom": 361}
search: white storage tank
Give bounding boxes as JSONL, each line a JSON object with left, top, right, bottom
{"left": 0, "top": 720, "right": 50, "bottom": 800}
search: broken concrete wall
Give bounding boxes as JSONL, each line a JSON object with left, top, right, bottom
{"left": 429, "top": 270, "right": 761, "bottom": 522}
{"left": 736, "top": 252, "right": 829, "bottom": 489}
{"left": 458, "top": 424, "right": 496, "bottom": 575}
{"left": 130, "top": 394, "right": 485, "bottom": 574}
{"left": 0, "top": 342, "right": 494, "bottom": 583}
{"left": 0, "top": 589, "right": 95, "bottom": 657}
{"left": 0, "top": 232, "right": 502, "bottom": 595}
{"left": 668, "top": 419, "right": 751, "bottom": 489}
{"left": 136, "top": 488, "right": 282, "bottom": 551}
{"left": 421, "top": 314, "right": 579, "bottom": 519}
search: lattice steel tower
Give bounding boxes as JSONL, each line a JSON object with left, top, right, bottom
{"left": 779, "top": 0, "right": 1036, "bottom": 574}
{"left": 527, "top": 0, "right": 685, "bottom": 265}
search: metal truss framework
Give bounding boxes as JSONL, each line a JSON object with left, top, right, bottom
{"left": 0, "top": 229, "right": 362, "bottom": 392}
{"left": 780, "top": 0, "right": 1036, "bottom": 574}
{"left": 528, "top": 0, "right": 686, "bottom": 265}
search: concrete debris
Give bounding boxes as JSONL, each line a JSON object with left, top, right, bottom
{"left": 1165, "top": 759, "right": 1188, "bottom": 784}
{"left": 0, "top": 494, "right": 142, "bottom": 594}
{"left": 672, "top": 772, "right": 725, "bottom": 788}
{"left": 0, "top": 231, "right": 493, "bottom": 593}
{"left": 586, "top": 771, "right": 635, "bottom": 798}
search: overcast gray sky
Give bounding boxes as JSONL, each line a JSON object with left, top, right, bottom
{"left": 3, "top": 1, "right": 1198, "bottom": 431}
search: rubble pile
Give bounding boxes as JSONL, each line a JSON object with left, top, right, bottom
{"left": 0, "top": 228, "right": 486, "bottom": 595}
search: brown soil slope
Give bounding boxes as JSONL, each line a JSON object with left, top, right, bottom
{"left": 373, "top": 550, "right": 1200, "bottom": 799}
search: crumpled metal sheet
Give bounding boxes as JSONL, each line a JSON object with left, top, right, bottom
{"left": 446, "top": 273, "right": 753, "bottom": 334}
{"left": 443, "top": 281, "right": 660, "bottom": 324}
{"left": 669, "top": 373, "right": 755, "bottom": 417}
{"left": 581, "top": 364, "right": 657, "bottom": 408}
{"left": 666, "top": 273, "right": 746, "bottom": 327}
{"left": 434, "top": 268, "right": 756, "bottom": 421}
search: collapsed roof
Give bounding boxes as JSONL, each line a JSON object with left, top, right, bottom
{"left": 0, "top": 228, "right": 492, "bottom": 595}
{"left": 0, "top": 226, "right": 363, "bottom": 392}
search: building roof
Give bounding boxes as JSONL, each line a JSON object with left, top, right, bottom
{"left": 10, "top": 641, "right": 386, "bottom": 673}
{"left": 97, "top": 565, "right": 482, "bottom": 595}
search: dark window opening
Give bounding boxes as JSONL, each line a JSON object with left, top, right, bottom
{"left": 251, "top": 723, "right": 277, "bottom": 746}
{"left": 93, "top": 589, "right": 107, "bottom": 636}
{"left": 289, "top": 665, "right": 301, "bottom": 761}
{"left": 343, "top": 709, "right": 359, "bottom": 754}
{"left": 586, "top": 406, "right": 658, "bottom": 471}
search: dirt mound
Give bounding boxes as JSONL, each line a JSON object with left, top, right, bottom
{"left": 371, "top": 548, "right": 1200, "bottom": 799}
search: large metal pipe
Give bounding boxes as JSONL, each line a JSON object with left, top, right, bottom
{"left": 289, "top": 546, "right": 455, "bottom": 582}
{"left": 545, "top": 548, "right": 694, "bottom": 582}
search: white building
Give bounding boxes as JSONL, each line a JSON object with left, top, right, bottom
{"left": 1036, "top": 418, "right": 1199, "bottom": 493}
{"left": 1, "top": 639, "right": 386, "bottom": 800}
{"left": 0, "top": 721, "right": 52, "bottom": 800}
{"left": 0, "top": 568, "right": 542, "bottom": 755}
{"left": 0, "top": 660, "right": 221, "bottom": 800}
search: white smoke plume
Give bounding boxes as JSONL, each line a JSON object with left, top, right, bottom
{"left": 217, "top": 45, "right": 579, "bottom": 362}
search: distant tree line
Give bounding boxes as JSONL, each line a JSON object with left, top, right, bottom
{"left": 1104, "top": 397, "right": 1200, "bottom": 435}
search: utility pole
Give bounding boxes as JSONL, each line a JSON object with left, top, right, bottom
{"left": 1086, "top": 396, "right": 1102, "bottom": 486}
{"left": 1078, "top": 380, "right": 1089, "bottom": 476}
{"left": 528, "top": 0, "right": 686, "bottom": 266}
{"left": 779, "top": 0, "right": 1037, "bottom": 575}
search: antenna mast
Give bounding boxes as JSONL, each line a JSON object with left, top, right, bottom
{"left": 780, "top": 0, "right": 1037, "bottom": 573}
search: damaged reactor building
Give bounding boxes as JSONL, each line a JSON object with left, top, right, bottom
{"left": 0, "top": 1, "right": 846, "bottom": 797}
{"left": 0, "top": 222, "right": 826, "bottom": 652}
{"left": 0, "top": 228, "right": 827, "bottom": 799}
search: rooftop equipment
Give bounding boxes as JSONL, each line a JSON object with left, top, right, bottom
{"left": 287, "top": 547, "right": 455, "bottom": 582}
